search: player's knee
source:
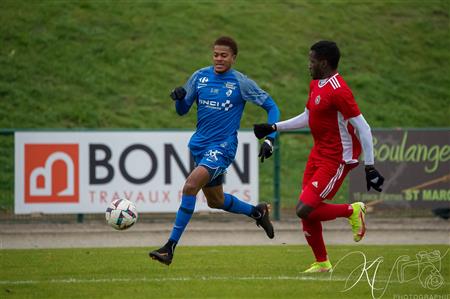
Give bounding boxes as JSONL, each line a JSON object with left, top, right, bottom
{"left": 296, "top": 207, "right": 308, "bottom": 219}
{"left": 296, "top": 203, "right": 312, "bottom": 219}
{"left": 182, "top": 181, "right": 200, "bottom": 195}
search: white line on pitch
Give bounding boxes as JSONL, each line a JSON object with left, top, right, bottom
{"left": 4, "top": 275, "right": 444, "bottom": 286}
{"left": 0, "top": 275, "right": 349, "bottom": 285}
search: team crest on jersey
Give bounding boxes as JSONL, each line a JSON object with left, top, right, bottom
{"left": 315, "top": 95, "right": 321, "bottom": 105}
{"left": 225, "top": 82, "right": 236, "bottom": 90}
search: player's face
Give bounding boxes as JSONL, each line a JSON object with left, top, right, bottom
{"left": 308, "top": 50, "right": 326, "bottom": 80}
{"left": 213, "top": 45, "right": 236, "bottom": 73}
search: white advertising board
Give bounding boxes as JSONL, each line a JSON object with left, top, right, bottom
{"left": 14, "top": 131, "right": 259, "bottom": 214}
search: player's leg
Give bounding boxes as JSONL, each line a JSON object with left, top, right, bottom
{"left": 295, "top": 158, "right": 317, "bottom": 220}
{"left": 297, "top": 162, "right": 366, "bottom": 271}
{"left": 297, "top": 189, "right": 350, "bottom": 272}
{"left": 298, "top": 159, "right": 350, "bottom": 272}
{"left": 302, "top": 162, "right": 366, "bottom": 241}
{"left": 149, "top": 166, "right": 210, "bottom": 265}
{"left": 301, "top": 202, "right": 353, "bottom": 222}
{"left": 202, "top": 183, "right": 274, "bottom": 239}
{"left": 297, "top": 162, "right": 352, "bottom": 218}
{"left": 297, "top": 188, "right": 333, "bottom": 272}
{"left": 306, "top": 200, "right": 366, "bottom": 242}
{"left": 295, "top": 159, "right": 331, "bottom": 271}
{"left": 301, "top": 218, "right": 332, "bottom": 273}
{"left": 201, "top": 146, "right": 274, "bottom": 238}
{"left": 299, "top": 162, "right": 356, "bottom": 222}
{"left": 170, "top": 166, "right": 210, "bottom": 241}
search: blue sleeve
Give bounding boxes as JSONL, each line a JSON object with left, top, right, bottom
{"left": 175, "top": 99, "right": 191, "bottom": 115}
{"left": 235, "top": 71, "right": 269, "bottom": 105}
{"left": 175, "top": 71, "right": 199, "bottom": 115}
{"left": 261, "top": 97, "right": 280, "bottom": 139}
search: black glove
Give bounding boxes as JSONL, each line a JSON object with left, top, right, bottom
{"left": 170, "top": 87, "right": 187, "bottom": 101}
{"left": 365, "top": 165, "right": 384, "bottom": 192}
{"left": 258, "top": 137, "right": 274, "bottom": 163}
{"left": 253, "top": 123, "right": 277, "bottom": 140}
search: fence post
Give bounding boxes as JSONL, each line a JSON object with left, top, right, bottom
{"left": 77, "top": 213, "right": 84, "bottom": 223}
{"left": 273, "top": 135, "right": 281, "bottom": 221}
{"left": 0, "top": 129, "right": 15, "bottom": 213}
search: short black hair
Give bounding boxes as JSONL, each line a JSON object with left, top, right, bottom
{"left": 310, "top": 40, "right": 340, "bottom": 69}
{"left": 214, "top": 36, "right": 238, "bottom": 56}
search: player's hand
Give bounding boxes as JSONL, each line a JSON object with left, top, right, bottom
{"left": 253, "top": 123, "right": 277, "bottom": 139}
{"left": 258, "top": 137, "right": 274, "bottom": 163}
{"left": 170, "top": 87, "right": 186, "bottom": 101}
{"left": 365, "top": 165, "right": 384, "bottom": 192}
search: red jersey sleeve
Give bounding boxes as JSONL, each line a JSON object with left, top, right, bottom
{"left": 333, "top": 87, "right": 361, "bottom": 120}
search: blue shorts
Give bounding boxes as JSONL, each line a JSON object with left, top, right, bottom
{"left": 193, "top": 147, "right": 234, "bottom": 187}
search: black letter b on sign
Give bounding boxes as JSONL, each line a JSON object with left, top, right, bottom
{"left": 89, "top": 144, "right": 114, "bottom": 184}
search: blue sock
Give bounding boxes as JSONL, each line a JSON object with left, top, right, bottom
{"left": 169, "top": 195, "right": 196, "bottom": 243}
{"left": 221, "top": 193, "right": 257, "bottom": 217}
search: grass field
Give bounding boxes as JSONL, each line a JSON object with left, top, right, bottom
{"left": 1, "top": 245, "right": 449, "bottom": 299}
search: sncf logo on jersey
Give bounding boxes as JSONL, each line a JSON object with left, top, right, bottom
{"left": 24, "top": 144, "right": 79, "bottom": 203}
{"left": 198, "top": 99, "right": 233, "bottom": 111}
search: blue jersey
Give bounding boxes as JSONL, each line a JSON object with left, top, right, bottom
{"left": 175, "top": 66, "right": 279, "bottom": 157}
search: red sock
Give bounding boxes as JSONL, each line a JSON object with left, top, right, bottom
{"left": 307, "top": 203, "right": 353, "bottom": 222}
{"left": 302, "top": 219, "right": 327, "bottom": 262}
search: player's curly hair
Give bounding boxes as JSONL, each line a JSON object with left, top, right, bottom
{"left": 214, "top": 36, "right": 238, "bottom": 56}
{"left": 311, "top": 40, "right": 340, "bottom": 69}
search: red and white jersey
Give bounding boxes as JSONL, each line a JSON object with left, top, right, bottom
{"left": 306, "top": 73, "right": 362, "bottom": 164}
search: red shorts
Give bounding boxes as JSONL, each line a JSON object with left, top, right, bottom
{"left": 299, "top": 159, "right": 358, "bottom": 208}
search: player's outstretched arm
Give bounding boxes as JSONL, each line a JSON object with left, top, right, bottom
{"left": 349, "top": 114, "right": 385, "bottom": 192}
{"left": 275, "top": 109, "right": 309, "bottom": 131}
{"left": 253, "top": 108, "right": 309, "bottom": 140}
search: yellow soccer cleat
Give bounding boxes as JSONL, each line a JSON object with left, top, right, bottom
{"left": 303, "top": 260, "right": 333, "bottom": 273}
{"left": 348, "top": 202, "right": 366, "bottom": 242}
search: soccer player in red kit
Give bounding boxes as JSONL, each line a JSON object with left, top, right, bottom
{"left": 253, "top": 40, "right": 384, "bottom": 272}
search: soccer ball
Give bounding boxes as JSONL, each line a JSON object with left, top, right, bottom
{"left": 105, "top": 199, "right": 138, "bottom": 230}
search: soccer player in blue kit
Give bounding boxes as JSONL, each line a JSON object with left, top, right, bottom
{"left": 149, "top": 36, "right": 280, "bottom": 266}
